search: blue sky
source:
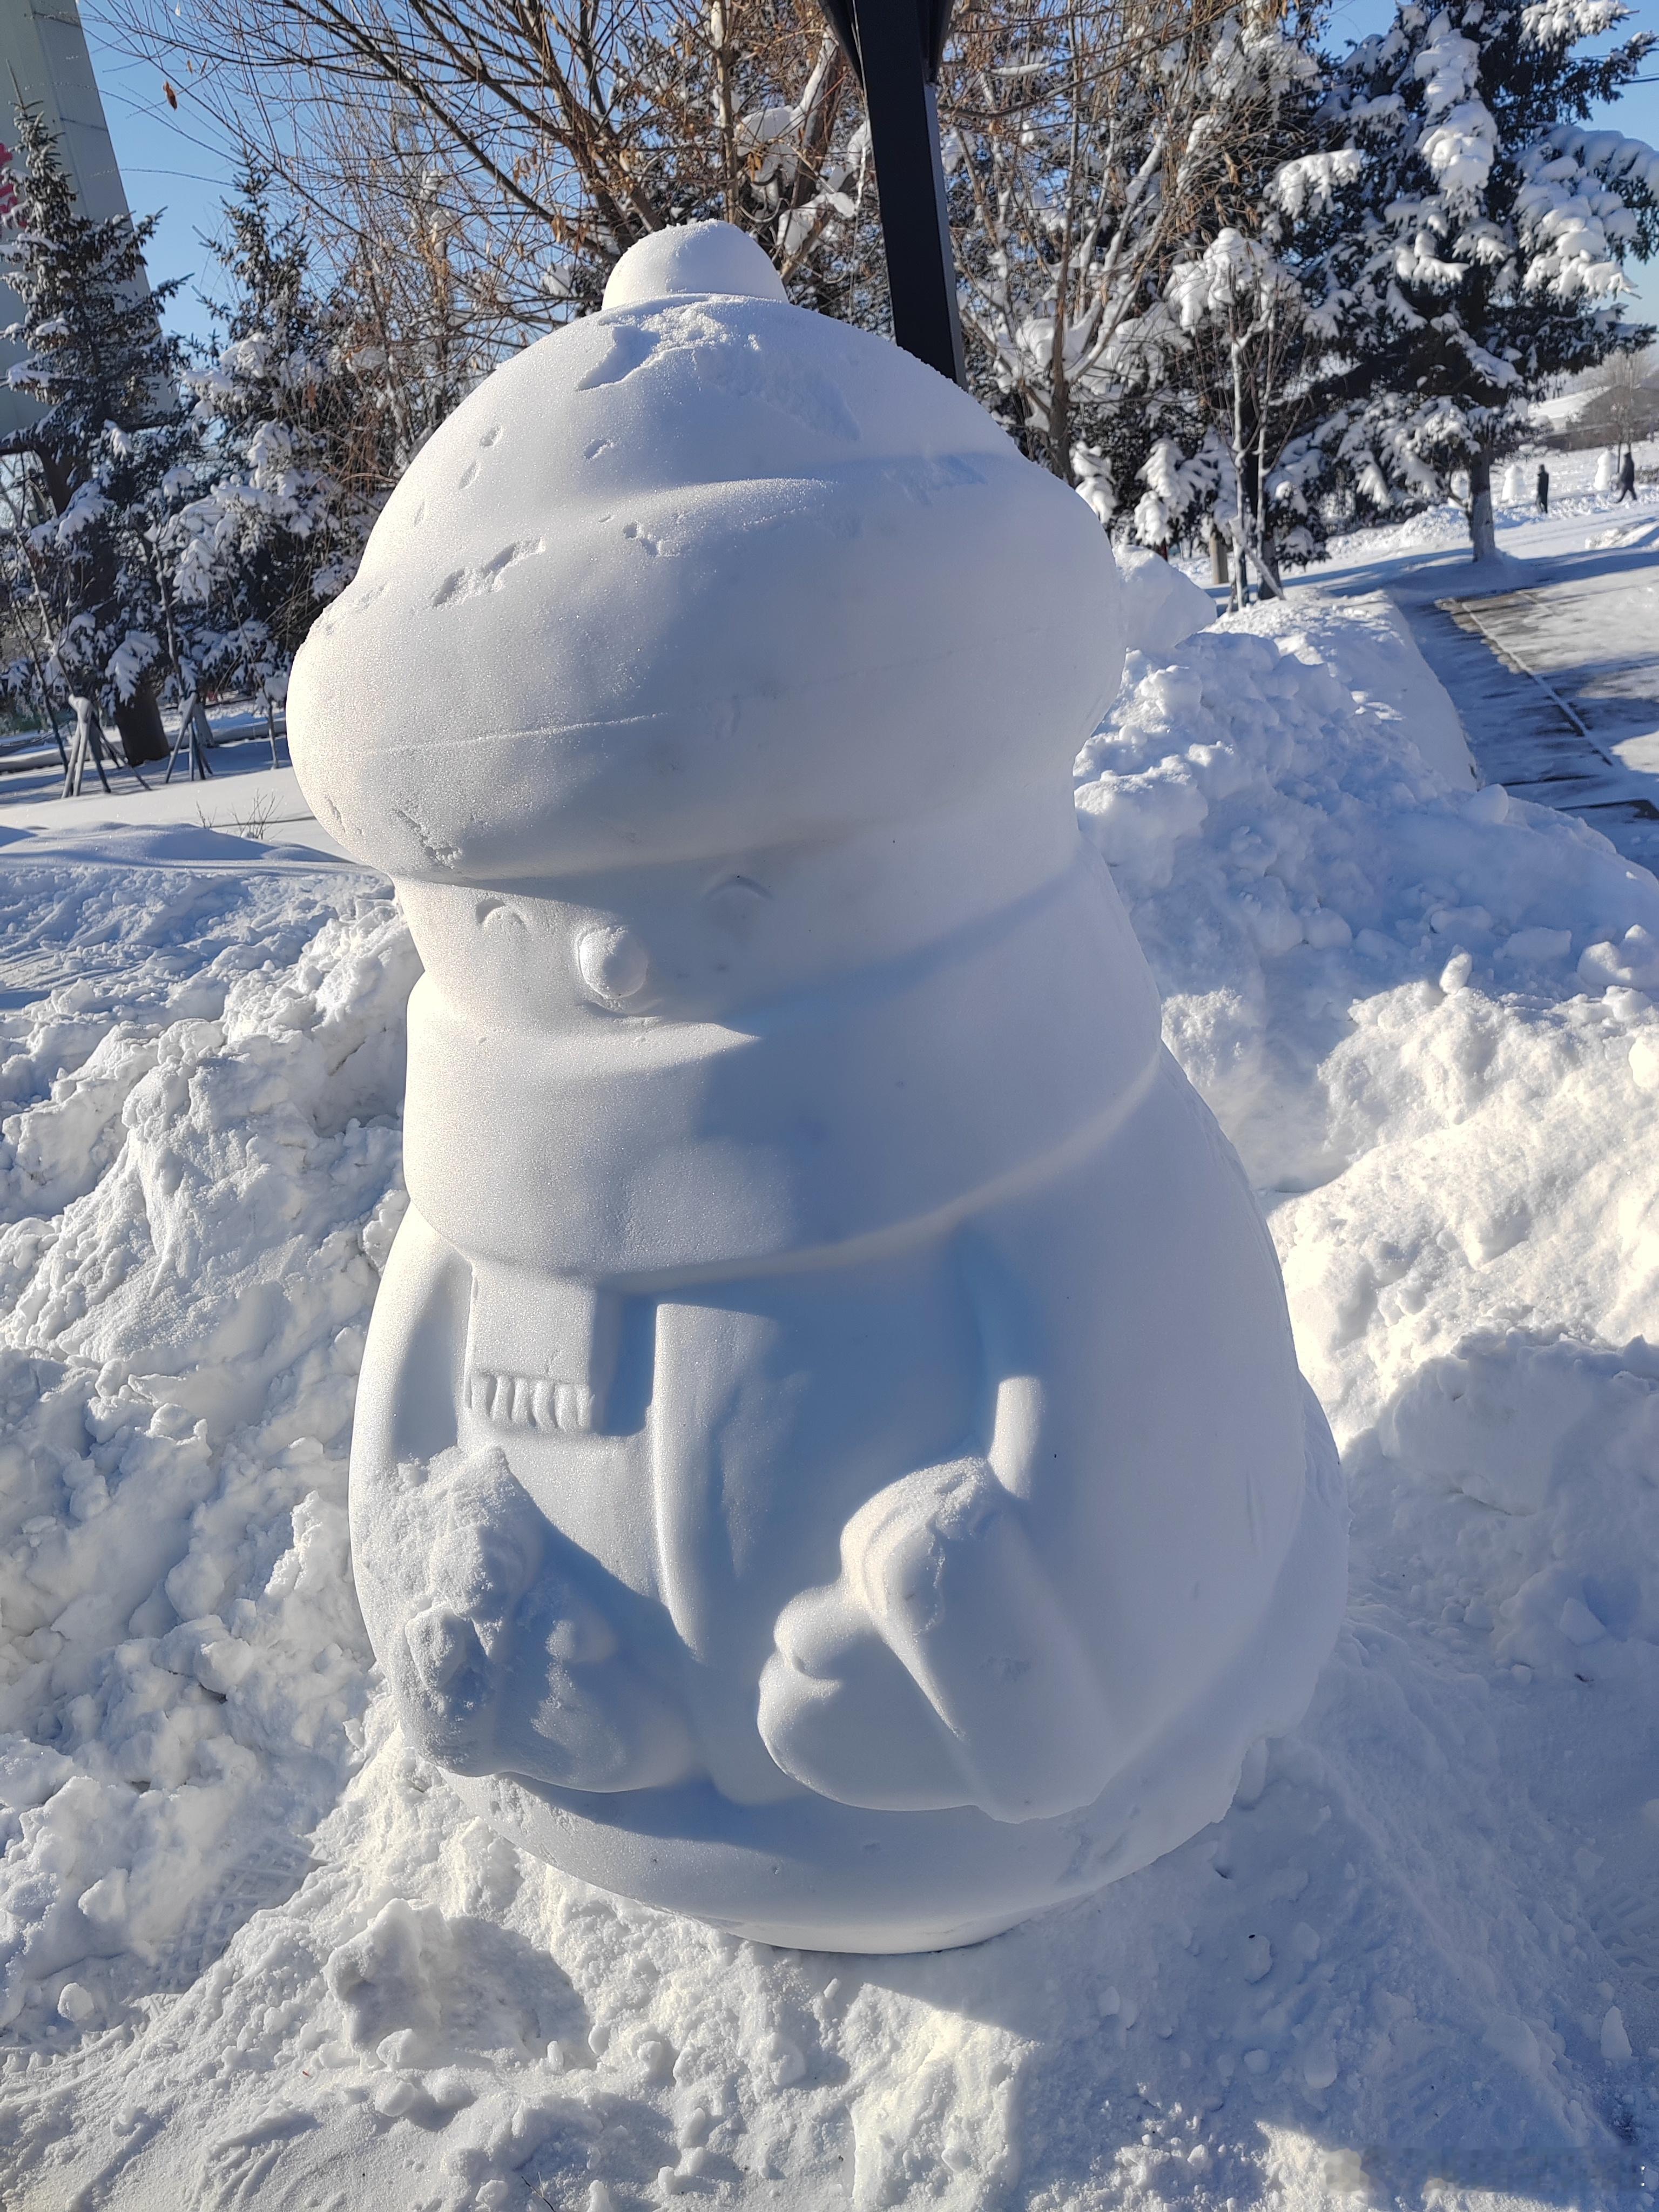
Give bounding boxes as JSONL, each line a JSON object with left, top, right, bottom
{"left": 79, "top": 0, "right": 1659, "bottom": 348}
{"left": 80, "top": 5, "right": 238, "bottom": 344}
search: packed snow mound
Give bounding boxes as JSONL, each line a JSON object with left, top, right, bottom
{"left": 7, "top": 596, "right": 1659, "bottom": 2198}
{"left": 0, "top": 810, "right": 347, "bottom": 873}
{"left": 1232, "top": 587, "right": 1476, "bottom": 789}
{"left": 1115, "top": 547, "right": 1216, "bottom": 659}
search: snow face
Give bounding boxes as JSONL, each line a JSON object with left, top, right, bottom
{"left": 11, "top": 590, "right": 1659, "bottom": 2195}
{"left": 288, "top": 222, "right": 1342, "bottom": 1951}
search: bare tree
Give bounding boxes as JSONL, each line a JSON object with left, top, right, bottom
{"left": 104, "top": 0, "right": 888, "bottom": 351}
{"left": 942, "top": 0, "right": 1319, "bottom": 485}
{"left": 1601, "top": 342, "right": 1658, "bottom": 455}
{"left": 104, "top": 0, "right": 1335, "bottom": 542}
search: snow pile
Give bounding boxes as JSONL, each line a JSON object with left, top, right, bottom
{"left": 6, "top": 591, "right": 1659, "bottom": 2200}
{"left": 1079, "top": 591, "right": 1659, "bottom": 1439}
{"left": 0, "top": 868, "right": 413, "bottom": 2036}
{"left": 1115, "top": 548, "right": 1217, "bottom": 659}
{"left": 1237, "top": 588, "right": 1474, "bottom": 786}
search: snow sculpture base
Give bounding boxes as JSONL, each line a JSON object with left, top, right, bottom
{"left": 290, "top": 222, "right": 1345, "bottom": 1955}
{"left": 446, "top": 1390, "right": 1340, "bottom": 1954}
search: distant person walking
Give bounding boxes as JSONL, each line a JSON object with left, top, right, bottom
{"left": 1617, "top": 448, "right": 1638, "bottom": 502}
{"left": 1536, "top": 462, "right": 1550, "bottom": 514}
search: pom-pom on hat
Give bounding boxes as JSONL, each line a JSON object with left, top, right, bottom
{"left": 600, "top": 220, "right": 788, "bottom": 309}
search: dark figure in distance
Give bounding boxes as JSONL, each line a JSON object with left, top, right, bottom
{"left": 1617, "top": 448, "right": 1638, "bottom": 502}
{"left": 1536, "top": 463, "right": 1550, "bottom": 515}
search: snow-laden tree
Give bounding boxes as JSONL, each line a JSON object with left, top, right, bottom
{"left": 963, "top": 5, "right": 1343, "bottom": 597}
{"left": 167, "top": 167, "right": 383, "bottom": 706}
{"left": 947, "top": 0, "right": 1324, "bottom": 488}
{"left": 1134, "top": 155, "right": 1357, "bottom": 597}
{"left": 1294, "top": 0, "right": 1658, "bottom": 558}
{"left": 1130, "top": 429, "right": 1227, "bottom": 552}
{"left": 0, "top": 105, "right": 192, "bottom": 759}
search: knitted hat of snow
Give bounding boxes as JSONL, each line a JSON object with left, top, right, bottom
{"left": 288, "top": 222, "right": 1121, "bottom": 884}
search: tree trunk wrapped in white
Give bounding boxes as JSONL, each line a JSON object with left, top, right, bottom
{"left": 288, "top": 221, "right": 1344, "bottom": 1953}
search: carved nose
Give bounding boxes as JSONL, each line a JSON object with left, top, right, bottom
{"left": 575, "top": 923, "right": 649, "bottom": 1008}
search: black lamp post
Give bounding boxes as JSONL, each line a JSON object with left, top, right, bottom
{"left": 813, "top": 0, "right": 966, "bottom": 387}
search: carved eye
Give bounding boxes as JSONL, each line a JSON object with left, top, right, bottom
{"left": 575, "top": 923, "right": 650, "bottom": 1007}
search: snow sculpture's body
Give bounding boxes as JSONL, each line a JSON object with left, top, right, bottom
{"left": 289, "top": 224, "right": 1344, "bottom": 1953}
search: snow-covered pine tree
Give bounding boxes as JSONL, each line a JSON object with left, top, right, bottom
{"left": 168, "top": 165, "right": 382, "bottom": 706}
{"left": 1296, "top": 0, "right": 1658, "bottom": 559}
{"left": 954, "top": 0, "right": 1334, "bottom": 597}
{"left": 0, "top": 104, "right": 192, "bottom": 760}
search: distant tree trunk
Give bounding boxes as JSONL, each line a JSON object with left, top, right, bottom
{"left": 1468, "top": 447, "right": 1497, "bottom": 562}
{"left": 1230, "top": 533, "right": 1249, "bottom": 611}
{"left": 113, "top": 685, "right": 168, "bottom": 764}
{"left": 1254, "top": 535, "right": 1284, "bottom": 598}
{"left": 1252, "top": 409, "right": 1285, "bottom": 600}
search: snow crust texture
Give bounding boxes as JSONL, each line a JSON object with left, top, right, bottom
{"left": 8, "top": 585, "right": 1659, "bottom": 2198}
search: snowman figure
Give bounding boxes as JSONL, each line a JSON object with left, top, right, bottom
{"left": 289, "top": 222, "right": 1344, "bottom": 1953}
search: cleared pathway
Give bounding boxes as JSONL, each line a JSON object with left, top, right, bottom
{"left": 1414, "top": 565, "right": 1659, "bottom": 867}
{"left": 1298, "top": 498, "right": 1659, "bottom": 869}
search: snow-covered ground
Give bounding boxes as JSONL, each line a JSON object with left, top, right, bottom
{"left": 9, "top": 561, "right": 1659, "bottom": 2204}
{"left": 0, "top": 707, "right": 345, "bottom": 868}
{"left": 1306, "top": 439, "right": 1659, "bottom": 577}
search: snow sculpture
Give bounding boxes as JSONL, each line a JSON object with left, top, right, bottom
{"left": 288, "top": 221, "right": 1345, "bottom": 1953}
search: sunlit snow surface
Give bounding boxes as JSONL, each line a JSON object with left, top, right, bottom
{"left": 7, "top": 575, "right": 1659, "bottom": 2203}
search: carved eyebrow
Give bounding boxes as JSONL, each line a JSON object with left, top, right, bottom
{"left": 705, "top": 873, "right": 773, "bottom": 901}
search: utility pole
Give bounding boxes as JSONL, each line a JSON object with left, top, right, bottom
{"left": 813, "top": 0, "right": 965, "bottom": 387}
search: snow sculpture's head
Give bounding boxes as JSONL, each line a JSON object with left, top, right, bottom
{"left": 290, "top": 221, "right": 1122, "bottom": 895}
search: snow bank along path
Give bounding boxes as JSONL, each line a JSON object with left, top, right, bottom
{"left": 7, "top": 591, "right": 1659, "bottom": 2204}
